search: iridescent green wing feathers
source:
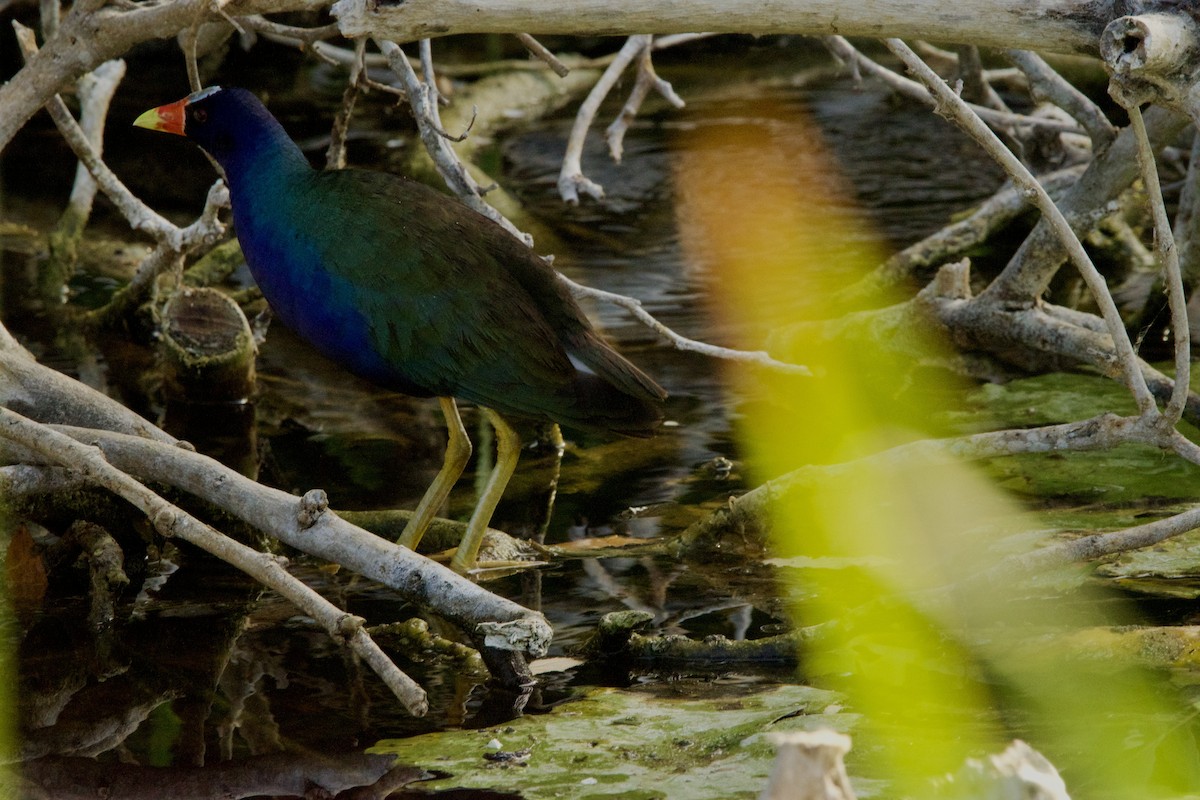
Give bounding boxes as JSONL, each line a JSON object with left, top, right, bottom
{"left": 300, "top": 169, "right": 663, "bottom": 429}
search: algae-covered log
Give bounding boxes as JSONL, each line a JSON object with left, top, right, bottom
{"left": 577, "top": 610, "right": 820, "bottom": 668}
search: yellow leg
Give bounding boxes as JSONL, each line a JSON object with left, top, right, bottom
{"left": 398, "top": 397, "right": 472, "bottom": 551}
{"left": 534, "top": 423, "right": 564, "bottom": 542}
{"left": 450, "top": 409, "right": 521, "bottom": 574}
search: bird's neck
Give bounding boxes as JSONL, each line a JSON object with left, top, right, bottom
{"left": 219, "top": 121, "right": 312, "bottom": 204}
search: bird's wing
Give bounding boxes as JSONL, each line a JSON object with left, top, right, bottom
{"left": 298, "top": 170, "right": 583, "bottom": 418}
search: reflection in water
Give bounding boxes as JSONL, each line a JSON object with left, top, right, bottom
{"left": 22, "top": 753, "right": 419, "bottom": 799}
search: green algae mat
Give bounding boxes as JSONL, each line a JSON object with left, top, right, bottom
{"left": 371, "top": 681, "right": 847, "bottom": 798}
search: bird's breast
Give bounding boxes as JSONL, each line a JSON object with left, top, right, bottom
{"left": 231, "top": 198, "right": 430, "bottom": 395}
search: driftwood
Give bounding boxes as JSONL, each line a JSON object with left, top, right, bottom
{"left": 332, "top": 0, "right": 1117, "bottom": 55}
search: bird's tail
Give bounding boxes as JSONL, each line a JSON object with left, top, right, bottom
{"left": 565, "top": 333, "right": 667, "bottom": 437}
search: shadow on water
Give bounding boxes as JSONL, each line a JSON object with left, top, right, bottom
{"left": 1, "top": 38, "right": 1007, "bottom": 798}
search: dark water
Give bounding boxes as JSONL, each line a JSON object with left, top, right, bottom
{"left": 1, "top": 38, "right": 1005, "bottom": 797}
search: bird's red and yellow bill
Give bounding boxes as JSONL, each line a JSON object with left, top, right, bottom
{"left": 132, "top": 97, "right": 189, "bottom": 136}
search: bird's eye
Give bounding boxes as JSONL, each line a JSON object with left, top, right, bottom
{"left": 192, "top": 108, "right": 208, "bottom": 124}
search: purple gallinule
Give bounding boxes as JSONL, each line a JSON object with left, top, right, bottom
{"left": 135, "top": 87, "right": 666, "bottom": 572}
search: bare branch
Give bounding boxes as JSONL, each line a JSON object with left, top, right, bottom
{"left": 823, "top": 37, "right": 1084, "bottom": 136}
{"left": 984, "top": 106, "right": 1188, "bottom": 303}
{"left": 179, "top": 19, "right": 204, "bottom": 93}
{"left": 0, "top": 464, "right": 92, "bottom": 497}
{"left": 0, "top": 408, "right": 429, "bottom": 716}
{"left": 239, "top": 14, "right": 341, "bottom": 44}
{"left": 1005, "top": 49, "right": 1117, "bottom": 151}
{"left": 606, "top": 37, "right": 685, "bottom": 164}
{"left": 558, "top": 34, "right": 649, "bottom": 203}
{"left": 50, "top": 425, "right": 553, "bottom": 655}
{"left": 63, "top": 60, "right": 125, "bottom": 228}
{"left": 330, "top": 0, "right": 1108, "bottom": 55}
{"left": 418, "top": 39, "right": 443, "bottom": 119}
{"left": 835, "top": 166, "right": 1086, "bottom": 307}
{"left": 39, "top": 0, "right": 59, "bottom": 39}
{"left": 561, "top": 276, "right": 811, "bottom": 376}
{"left": 326, "top": 38, "right": 366, "bottom": 170}
{"left": 653, "top": 32, "right": 718, "bottom": 49}
{"left": 884, "top": 38, "right": 1157, "bottom": 415}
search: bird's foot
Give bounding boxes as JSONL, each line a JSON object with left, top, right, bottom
{"left": 433, "top": 529, "right": 549, "bottom": 576}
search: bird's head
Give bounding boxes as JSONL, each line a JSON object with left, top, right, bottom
{"left": 134, "top": 86, "right": 287, "bottom": 169}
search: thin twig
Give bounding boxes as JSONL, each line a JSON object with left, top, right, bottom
{"left": 326, "top": 38, "right": 366, "bottom": 170}
{"left": 653, "top": 33, "right": 718, "bottom": 49}
{"left": 239, "top": 14, "right": 341, "bottom": 44}
{"left": 515, "top": 32, "right": 569, "bottom": 77}
{"left": 561, "top": 276, "right": 811, "bottom": 376}
{"left": 418, "top": 38, "right": 443, "bottom": 118}
{"left": 1125, "top": 103, "right": 1190, "bottom": 423}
